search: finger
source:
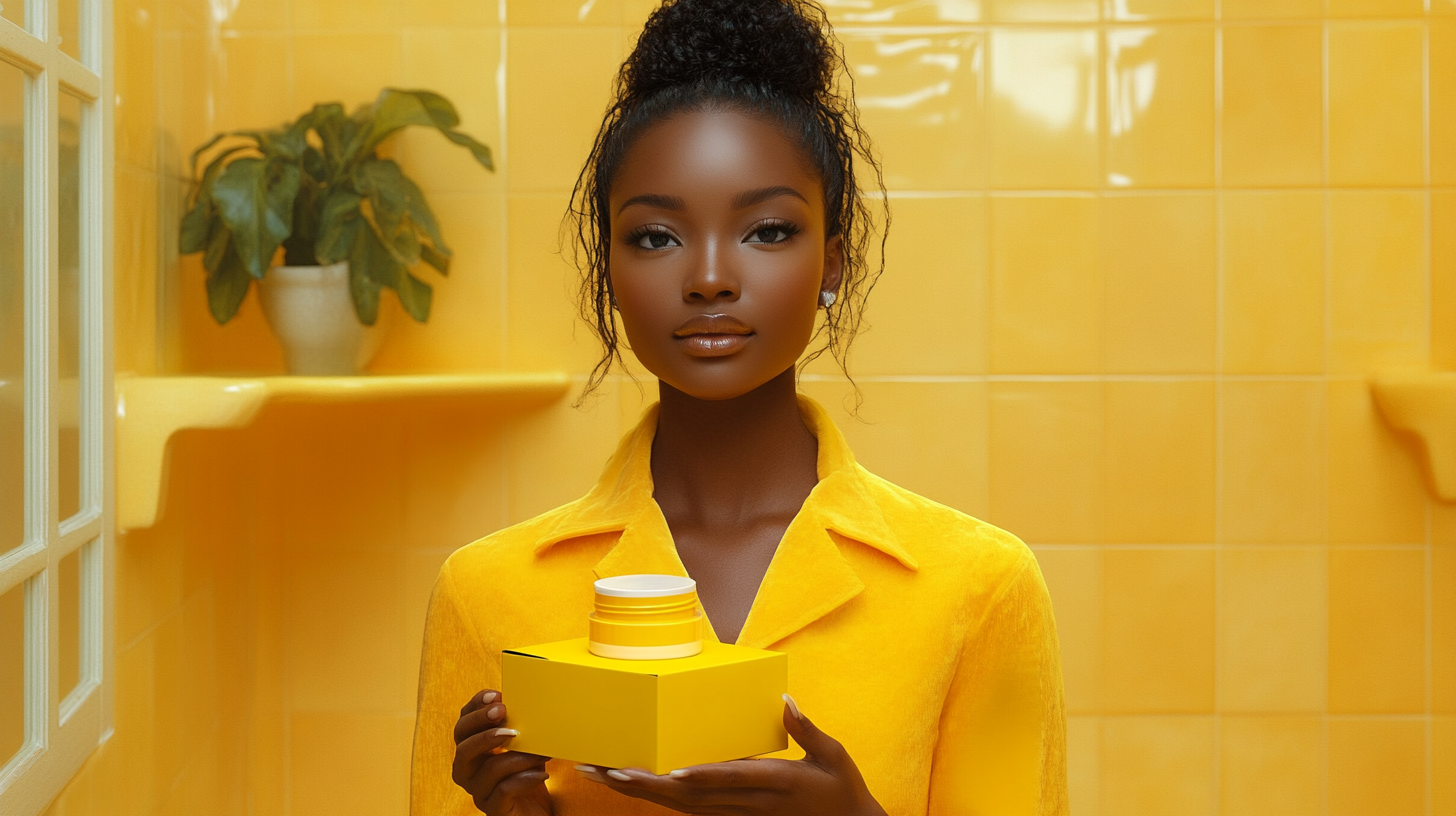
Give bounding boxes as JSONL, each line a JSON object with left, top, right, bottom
{"left": 782, "top": 694, "right": 849, "bottom": 768}
{"left": 481, "top": 765, "right": 551, "bottom": 815}
{"left": 458, "top": 689, "right": 499, "bottom": 719}
{"left": 453, "top": 699, "right": 509, "bottom": 744}
{"left": 655, "top": 759, "right": 793, "bottom": 792}
{"left": 492, "top": 765, "right": 550, "bottom": 798}
{"left": 451, "top": 727, "right": 520, "bottom": 786}
{"left": 599, "top": 766, "right": 775, "bottom": 811}
{"left": 590, "top": 769, "right": 721, "bottom": 814}
{"left": 468, "top": 751, "right": 550, "bottom": 796}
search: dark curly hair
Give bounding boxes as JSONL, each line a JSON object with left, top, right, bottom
{"left": 566, "top": 0, "right": 888, "bottom": 398}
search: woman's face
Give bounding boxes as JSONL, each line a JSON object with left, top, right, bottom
{"left": 608, "top": 107, "right": 842, "bottom": 402}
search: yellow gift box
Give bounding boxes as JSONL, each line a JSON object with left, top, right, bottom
{"left": 500, "top": 637, "right": 788, "bottom": 773}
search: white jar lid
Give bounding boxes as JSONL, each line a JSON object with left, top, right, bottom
{"left": 594, "top": 574, "right": 697, "bottom": 598}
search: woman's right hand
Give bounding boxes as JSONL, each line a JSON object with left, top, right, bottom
{"left": 453, "top": 689, "right": 554, "bottom": 815}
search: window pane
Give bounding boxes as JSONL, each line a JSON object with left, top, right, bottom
{"left": 0, "top": 0, "right": 23, "bottom": 30}
{"left": 58, "top": 92, "right": 80, "bottom": 522}
{"left": 0, "top": 61, "right": 23, "bottom": 555}
{"left": 58, "top": 546, "right": 79, "bottom": 702}
{"left": 58, "top": 0, "right": 79, "bottom": 60}
{"left": 0, "top": 580, "right": 26, "bottom": 768}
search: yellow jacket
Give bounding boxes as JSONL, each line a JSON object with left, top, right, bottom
{"left": 411, "top": 396, "right": 1068, "bottom": 816}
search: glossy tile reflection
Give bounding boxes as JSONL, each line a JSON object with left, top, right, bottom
{"left": 822, "top": 0, "right": 981, "bottom": 23}
{"left": 843, "top": 30, "right": 983, "bottom": 190}
{"left": 989, "top": 28, "right": 1098, "bottom": 188}
{"left": 1104, "top": 27, "right": 1214, "bottom": 187}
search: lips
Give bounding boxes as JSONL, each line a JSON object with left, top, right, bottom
{"left": 673, "top": 314, "right": 753, "bottom": 358}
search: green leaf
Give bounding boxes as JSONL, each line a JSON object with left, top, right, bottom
{"left": 180, "top": 144, "right": 252, "bottom": 255}
{"left": 179, "top": 197, "right": 213, "bottom": 255}
{"left": 395, "top": 271, "right": 433, "bottom": 323}
{"left": 353, "top": 158, "right": 420, "bottom": 266}
{"left": 301, "top": 146, "right": 327, "bottom": 183}
{"left": 438, "top": 128, "right": 494, "bottom": 171}
{"left": 205, "top": 238, "right": 252, "bottom": 324}
{"left": 419, "top": 243, "right": 450, "bottom": 275}
{"left": 350, "top": 89, "right": 494, "bottom": 172}
{"left": 202, "top": 218, "right": 230, "bottom": 271}
{"left": 314, "top": 187, "right": 364, "bottom": 265}
{"left": 397, "top": 173, "right": 451, "bottom": 258}
{"left": 188, "top": 131, "right": 229, "bottom": 179}
{"left": 282, "top": 184, "right": 320, "bottom": 266}
{"left": 211, "top": 157, "right": 302, "bottom": 278}
{"left": 356, "top": 222, "right": 404, "bottom": 289}
{"left": 308, "top": 103, "right": 352, "bottom": 177}
{"left": 347, "top": 236, "right": 386, "bottom": 325}
{"left": 354, "top": 89, "right": 447, "bottom": 155}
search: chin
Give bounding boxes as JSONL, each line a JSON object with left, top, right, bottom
{"left": 655, "top": 360, "right": 786, "bottom": 402}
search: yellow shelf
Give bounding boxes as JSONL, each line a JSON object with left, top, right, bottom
{"left": 1371, "top": 370, "right": 1456, "bottom": 502}
{"left": 116, "top": 373, "right": 570, "bottom": 530}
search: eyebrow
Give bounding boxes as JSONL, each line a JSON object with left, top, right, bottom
{"left": 733, "top": 185, "right": 809, "bottom": 209}
{"left": 615, "top": 185, "right": 810, "bottom": 215}
{"left": 617, "top": 193, "right": 686, "bottom": 215}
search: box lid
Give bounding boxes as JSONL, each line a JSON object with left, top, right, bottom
{"left": 503, "top": 637, "right": 780, "bottom": 676}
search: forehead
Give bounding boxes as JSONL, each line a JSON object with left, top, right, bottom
{"left": 610, "top": 107, "right": 822, "bottom": 204}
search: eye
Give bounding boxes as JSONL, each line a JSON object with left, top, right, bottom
{"left": 631, "top": 226, "right": 679, "bottom": 250}
{"left": 744, "top": 221, "right": 800, "bottom": 245}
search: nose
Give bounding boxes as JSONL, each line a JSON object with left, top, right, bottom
{"left": 682, "top": 235, "right": 740, "bottom": 304}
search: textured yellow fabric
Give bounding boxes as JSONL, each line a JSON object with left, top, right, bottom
{"left": 411, "top": 396, "right": 1068, "bottom": 816}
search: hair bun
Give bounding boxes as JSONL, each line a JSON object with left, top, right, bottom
{"left": 625, "top": 0, "right": 833, "bottom": 101}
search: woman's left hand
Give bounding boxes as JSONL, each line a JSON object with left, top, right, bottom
{"left": 576, "top": 696, "right": 887, "bottom": 816}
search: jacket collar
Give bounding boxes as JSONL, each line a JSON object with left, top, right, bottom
{"left": 532, "top": 395, "right": 918, "bottom": 649}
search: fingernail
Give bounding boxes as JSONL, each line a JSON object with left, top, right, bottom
{"left": 606, "top": 769, "right": 634, "bottom": 782}
{"left": 486, "top": 704, "right": 504, "bottom": 720}
{"left": 492, "top": 728, "right": 518, "bottom": 737}
{"left": 782, "top": 693, "right": 802, "bottom": 720}
{"left": 481, "top": 691, "right": 499, "bottom": 704}
{"left": 668, "top": 769, "right": 689, "bottom": 778}
{"left": 574, "top": 764, "right": 599, "bottom": 774}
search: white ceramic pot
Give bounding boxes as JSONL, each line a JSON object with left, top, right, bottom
{"left": 257, "top": 262, "right": 390, "bottom": 375}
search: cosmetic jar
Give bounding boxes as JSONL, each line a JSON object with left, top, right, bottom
{"left": 588, "top": 574, "right": 703, "bottom": 660}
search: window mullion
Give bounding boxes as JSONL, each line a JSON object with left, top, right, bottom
{"left": 40, "top": 22, "right": 59, "bottom": 754}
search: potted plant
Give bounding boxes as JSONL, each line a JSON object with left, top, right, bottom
{"left": 179, "top": 88, "right": 494, "bottom": 374}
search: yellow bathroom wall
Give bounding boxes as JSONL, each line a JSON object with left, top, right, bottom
{"left": 41, "top": 0, "right": 1455, "bottom": 814}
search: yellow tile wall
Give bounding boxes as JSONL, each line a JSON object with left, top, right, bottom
{"left": 44, "top": 1, "right": 1452, "bottom": 814}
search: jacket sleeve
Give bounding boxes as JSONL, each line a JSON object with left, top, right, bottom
{"left": 925, "top": 553, "right": 1069, "bottom": 816}
{"left": 411, "top": 561, "right": 498, "bottom": 816}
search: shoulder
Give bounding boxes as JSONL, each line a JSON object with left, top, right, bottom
{"left": 855, "top": 464, "right": 1036, "bottom": 584}
{"left": 438, "top": 497, "right": 594, "bottom": 587}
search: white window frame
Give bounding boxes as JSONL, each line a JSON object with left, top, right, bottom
{"left": 0, "top": 0, "right": 112, "bottom": 813}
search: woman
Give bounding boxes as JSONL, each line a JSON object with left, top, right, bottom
{"left": 410, "top": 2, "right": 1067, "bottom": 814}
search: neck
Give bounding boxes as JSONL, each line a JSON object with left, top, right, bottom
{"left": 650, "top": 369, "right": 820, "bottom": 526}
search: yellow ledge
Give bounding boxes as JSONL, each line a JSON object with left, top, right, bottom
{"left": 1371, "top": 371, "right": 1456, "bottom": 502}
{"left": 116, "top": 373, "right": 571, "bottom": 530}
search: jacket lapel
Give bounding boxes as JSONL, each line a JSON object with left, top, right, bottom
{"left": 590, "top": 503, "right": 688, "bottom": 582}
{"left": 533, "top": 396, "right": 919, "bottom": 651}
{"left": 734, "top": 501, "right": 864, "bottom": 651}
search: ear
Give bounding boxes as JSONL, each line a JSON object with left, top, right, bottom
{"left": 821, "top": 234, "right": 845, "bottom": 297}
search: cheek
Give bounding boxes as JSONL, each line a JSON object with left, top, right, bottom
{"left": 752, "top": 251, "right": 824, "bottom": 330}
{"left": 608, "top": 260, "right": 674, "bottom": 342}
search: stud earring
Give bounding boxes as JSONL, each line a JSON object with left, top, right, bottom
{"left": 820, "top": 291, "right": 837, "bottom": 309}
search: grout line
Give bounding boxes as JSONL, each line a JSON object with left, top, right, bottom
{"left": 798, "top": 373, "right": 1360, "bottom": 382}
{"left": 1211, "top": 14, "right": 1226, "bottom": 804}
